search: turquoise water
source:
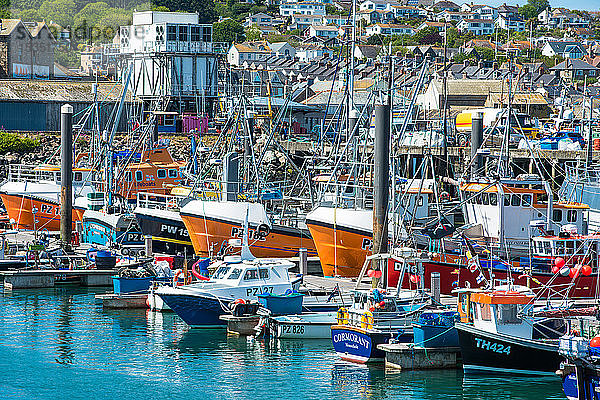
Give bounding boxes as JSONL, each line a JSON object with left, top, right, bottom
{"left": 1, "top": 287, "right": 565, "bottom": 400}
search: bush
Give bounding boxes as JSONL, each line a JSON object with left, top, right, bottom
{"left": 0, "top": 132, "right": 40, "bottom": 153}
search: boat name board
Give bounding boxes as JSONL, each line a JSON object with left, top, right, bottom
{"left": 475, "top": 337, "right": 511, "bottom": 355}
{"left": 333, "top": 332, "right": 371, "bottom": 350}
{"left": 281, "top": 325, "right": 305, "bottom": 335}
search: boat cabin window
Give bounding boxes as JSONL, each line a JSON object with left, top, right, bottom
{"left": 511, "top": 194, "right": 521, "bottom": 207}
{"left": 135, "top": 171, "right": 143, "bottom": 182}
{"left": 157, "top": 169, "right": 167, "bottom": 179}
{"left": 504, "top": 195, "right": 510, "bottom": 206}
{"left": 418, "top": 196, "right": 424, "bottom": 207}
{"left": 497, "top": 304, "right": 521, "bottom": 324}
{"left": 490, "top": 193, "right": 498, "bottom": 206}
{"left": 482, "top": 193, "right": 489, "bottom": 205}
{"left": 74, "top": 172, "right": 83, "bottom": 182}
{"left": 125, "top": 171, "right": 132, "bottom": 181}
{"left": 553, "top": 210, "right": 563, "bottom": 222}
{"left": 168, "top": 169, "right": 178, "bottom": 178}
{"left": 555, "top": 241, "right": 565, "bottom": 254}
{"left": 480, "top": 303, "right": 492, "bottom": 321}
{"left": 259, "top": 268, "right": 269, "bottom": 279}
{"left": 244, "top": 269, "right": 259, "bottom": 280}
{"left": 228, "top": 268, "right": 242, "bottom": 280}
{"left": 475, "top": 195, "right": 482, "bottom": 205}
{"left": 567, "top": 210, "right": 578, "bottom": 223}
{"left": 522, "top": 194, "right": 532, "bottom": 207}
{"left": 213, "top": 266, "right": 230, "bottom": 279}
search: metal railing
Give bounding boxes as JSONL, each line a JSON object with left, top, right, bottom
{"left": 136, "top": 192, "right": 182, "bottom": 212}
{"left": 564, "top": 162, "right": 600, "bottom": 185}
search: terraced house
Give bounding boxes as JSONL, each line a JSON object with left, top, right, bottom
{"left": 0, "top": 19, "right": 55, "bottom": 79}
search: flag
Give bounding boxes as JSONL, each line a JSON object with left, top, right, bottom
{"left": 476, "top": 273, "right": 486, "bottom": 284}
{"left": 468, "top": 255, "right": 479, "bottom": 272}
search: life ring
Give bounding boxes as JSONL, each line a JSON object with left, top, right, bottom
{"left": 257, "top": 223, "right": 270, "bottom": 237}
{"left": 173, "top": 269, "right": 184, "bottom": 287}
{"left": 337, "top": 307, "right": 349, "bottom": 325}
{"left": 360, "top": 310, "right": 374, "bottom": 330}
{"left": 440, "top": 191, "right": 451, "bottom": 202}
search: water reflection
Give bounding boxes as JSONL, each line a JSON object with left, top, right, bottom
{"left": 462, "top": 374, "right": 563, "bottom": 400}
{"left": 331, "top": 362, "right": 390, "bottom": 399}
{"left": 55, "top": 293, "right": 75, "bottom": 365}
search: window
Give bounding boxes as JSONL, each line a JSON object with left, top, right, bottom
{"left": 497, "top": 304, "right": 520, "bottom": 324}
{"left": 522, "top": 194, "right": 532, "bottom": 207}
{"left": 74, "top": 172, "right": 82, "bottom": 182}
{"left": 228, "top": 268, "right": 242, "bottom": 279}
{"left": 167, "top": 25, "right": 177, "bottom": 41}
{"left": 125, "top": 171, "right": 132, "bottom": 181}
{"left": 157, "top": 169, "right": 166, "bottom": 179}
{"left": 213, "top": 266, "right": 231, "bottom": 279}
{"left": 482, "top": 193, "right": 489, "bottom": 205}
{"left": 168, "top": 169, "right": 178, "bottom": 178}
{"left": 259, "top": 268, "right": 269, "bottom": 279}
{"left": 135, "top": 171, "right": 143, "bottom": 181}
{"left": 244, "top": 269, "right": 259, "bottom": 280}
{"left": 178, "top": 25, "right": 188, "bottom": 42}
{"left": 490, "top": 193, "right": 498, "bottom": 206}
{"left": 203, "top": 27, "right": 212, "bottom": 43}
{"left": 480, "top": 303, "right": 492, "bottom": 321}
{"left": 504, "top": 195, "right": 510, "bottom": 206}
{"left": 553, "top": 209, "right": 563, "bottom": 222}
{"left": 191, "top": 26, "right": 200, "bottom": 42}
{"left": 511, "top": 194, "right": 521, "bottom": 207}
{"left": 567, "top": 210, "right": 578, "bottom": 222}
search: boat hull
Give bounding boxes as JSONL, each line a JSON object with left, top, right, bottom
{"left": 0, "top": 192, "right": 85, "bottom": 231}
{"left": 157, "top": 293, "right": 227, "bottom": 328}
{"left": 181, "top": 212, "right": 317, "bottom": 258}
{"left": 306, "top": 216, "right": 371, "bottom": 278}
{"left": 331, "top": 325, "right": 398, "bottom": 363}
{"left": 456, "top": 322, "right": 561, "bottom": 375}
{"left": 134, "top": 210, "right": 194, "bottom": 255}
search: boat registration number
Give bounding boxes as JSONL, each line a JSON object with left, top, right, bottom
{"left": 474, "top": 338, "right": 511, "bottom": 355}
{"left": 281, "top": 325, "right": 305, "bottom": 335}
{"left": 246, "top": 286, "right": 274, "bottom": 296}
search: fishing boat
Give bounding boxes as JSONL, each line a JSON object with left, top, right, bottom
{"left": 558, "top": 331, "right": 600, "bottom": 400}
{"left": 455, "top": 286, "right": 563, "bottom": 375}
{"left": 180, "top": 199, "right": 317, "bottom": 258}
{"left": 81, "top": 207, "right": 144, "bottom": 250}
{"left": 0, "top": 164, "right": 95, "bottom": 231}
{"left": 133, "top": 189, "right": 195, "bottom": 255}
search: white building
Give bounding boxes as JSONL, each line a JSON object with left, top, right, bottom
{"left": 457, "top": 18, "right": 494, "bottom": 35}
{"left": 307, "top": 25, "right": 340, "bottom": 39}
{"left": 227, "top": 41, "right": 272, "bottom": 66}
{"left": 295, "top": 43, "right": 333, "bottom": 62}
{"left": 495, "top": 14, "right": 525, "bottom": 32}
{"left": 538, "top": 8, "right": 590, "bottom": 30}
{"left": 359, "top": 0, "right": 401, "bottom": 12}
{"left": 322, "top": 14, "right": 347, "bottom": 25}
{"left": 119, "top": 11, "right": 217, "bottom": 100}
{"left": 365, "top": 23, "right": 416, "bottom": 36}
{"left": 435, "top": 11, "right": 470, "bottom": 22}
{"left": 244, "top": 13, "right": 275, "bottom": 28}
{"left": 280, "top": 2, "right": 326, "bottom": 16}
{"left": 291, "top": 14, "right": 323, "bottom": 30}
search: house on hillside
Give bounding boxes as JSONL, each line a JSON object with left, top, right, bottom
{"left": 227, "top": 41, "right": 272, "bottom": 66}
{"left": 457, "top": 19, "right": 494, "bottom": 35}
{"left": 280, "top": 2, "right": 326, "bottom": 16}
{"left": 431, "top": 1, "right": 459, "bottom": 12}
{"left": 365, "top": 23, "right": 416, "bottom": 37}
{"left": 307, "top": 25, "right": 340, "bottom": 39}
{"left": 550, "top": 59, "right": 598, "bottom": 80}
{"left": 538, "top": 8, "right": 590, "bottom": 29}
{"left": 269, "top": 42, "right": 296, "bottom": 58}
{"left": 541, "top": 41, "right": 587, "bottom": 59}
{"left": 244, "top": 13, "right": 274, "bottom": 28}
{"left": 495, "top": 14, "right": 525, "bottom": 32}
{"left": 354, "top": 44, "right": 381, "bottom": 60}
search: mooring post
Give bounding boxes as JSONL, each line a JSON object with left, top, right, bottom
{"left": 471, "top": 111, "right": 483, "bottom": 177}
{"left": 145, "top": 235, "right": 153, "bottom": 258}
{"left": 299, "top": 247, "right": 308, "bottom": 276}
{"left": 60, "top": 104, "right": 73, "bottom": 257}
{"left": 431, "top": 272, "right": 441, "bottom": 304}
{"left": 372, "top": 104, "right": 390, "bottom": 288}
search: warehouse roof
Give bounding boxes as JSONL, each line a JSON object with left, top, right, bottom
{"left": 0, "top": 80, "right": 135, "bottom": 102}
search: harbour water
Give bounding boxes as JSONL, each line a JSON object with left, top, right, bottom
{"left": 1, "top": 287, "right": 564, "bottom": 400}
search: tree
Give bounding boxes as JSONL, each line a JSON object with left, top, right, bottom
{"left": 244, "top": 25, "right": 261, "bottom": 41}
{"left": 519, "top": 0, "right": 549, "bottom": 19}
{"left": 39, "top": 0, "right": 77, "bottom": 28}
{"left": 213, "top": 19, "right": 245, "bottom": 44}
{"left": 413, "top": 26, "right": 441, "bottom": 45}
{"left": 151, "top": 0, "right": 215, "bottom": 22}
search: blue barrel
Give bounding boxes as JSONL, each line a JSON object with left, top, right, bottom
{"left": 96, "top": 250, "right": 116, "bottom": 269}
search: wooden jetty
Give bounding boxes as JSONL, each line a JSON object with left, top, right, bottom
{"left": 219, "top": 315, "right": 261, "bottom": 335}
{"left": 379, "top": 343, "right": 461, "bottom": 370}
{"left": 1, "top": 269, "right": 116, "bottom": 289}
{"left": 96, "top": 293, "right": 148, "bottom": 308}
